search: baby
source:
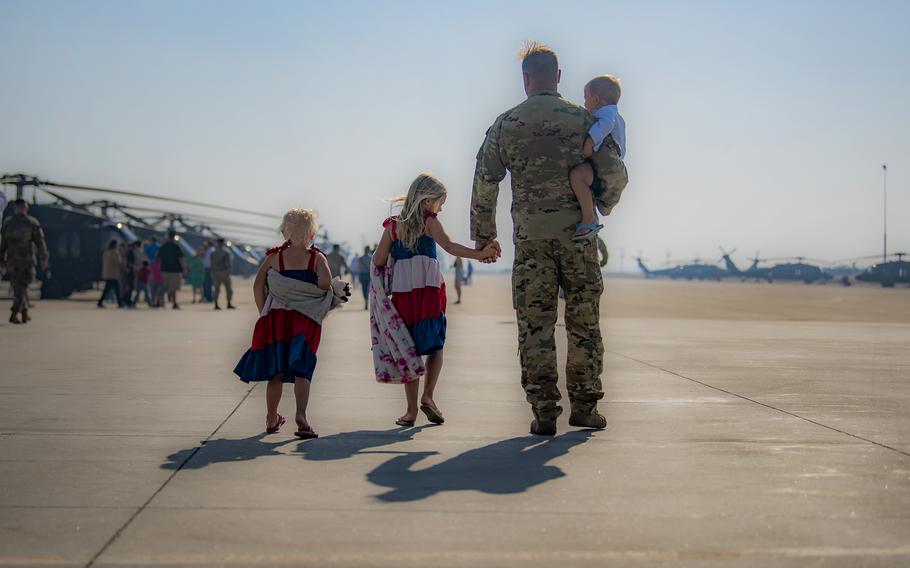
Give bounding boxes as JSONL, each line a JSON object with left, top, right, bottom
{"left": 569, "top": 74, "right": 627, "bottom": 239}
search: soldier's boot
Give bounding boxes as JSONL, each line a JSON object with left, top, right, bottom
{"left": 214, "top": 303, "right": 221, "bottom": 311}
{"left": 529, "top": 410, "right": 557, "bottom": 436}
{"left": 20, "top": 308, "right": 30, "bottom": 323}
{"left": 568, "top": 409, "right": 607, "bottom": 429}
{"left": 9, "top": 312, "right": 21, "bottom": 324}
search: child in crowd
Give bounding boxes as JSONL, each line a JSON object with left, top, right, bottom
{"left": 234, "top": 209, "right": 333, "bottom": 439}
{"left": 372, "top": 173, "right": 497, "bottom": 426}
{"left": 569, "top": 74, "right": 627, "bottom": 239}
{"left": 136, "top": 261, "right": 152, "bottom": 306}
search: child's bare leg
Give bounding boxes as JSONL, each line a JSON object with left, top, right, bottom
{"left": 294, "top": 377, "right": 311, "bottom": 430}
{"left": 421, "top": 350, "right": 444, "bottom": 409}
{"left": 569, "top": 163, "right": 597, "bottom": 225}
{"left": 266, "top": 376, "right": 283, "bottom": 427}
{"left": 401, "top": 380, "right": 419, "bottom": 422}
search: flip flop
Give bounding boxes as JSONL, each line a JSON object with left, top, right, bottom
{"left": 395, "top": 418, "right": 415, "bottom": 427}
{"left": 420, "top": 404, "right": 445, "bottom": 425}
{"left": 294, "top": 425, "right": 318, "bottom": 439}
{"left": 572, "top": 223, "right": 603, "bottom": 240}
{"left": 265, "top": 414, "right": 286, "bottom": 434}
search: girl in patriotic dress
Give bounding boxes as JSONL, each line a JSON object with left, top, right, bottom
{"left": 372, "top": 173, "right": 498, "bottom": 427}
{"left": 234, "top": 209, "right": 331, "bottom": 439}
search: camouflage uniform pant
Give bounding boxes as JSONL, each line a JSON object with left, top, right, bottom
{"left": 512, "top": 238, "right": 604, "bottom": 421}
{"left": 212, "top": 270, "right": 232, "bottom": 304}
{"left": 7, "top": 264, "right": 34, "bottom": 315}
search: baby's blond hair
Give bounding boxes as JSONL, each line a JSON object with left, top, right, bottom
{"left": 279, "top": 208, "right": 318, "bottom": 245}
{"left": 587, "top": 75, "right": 622, "bottom": 105}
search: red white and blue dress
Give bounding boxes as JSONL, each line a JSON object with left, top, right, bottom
{"left": 234, "top": 245, "right": 322, "bottom": 383}
{"left": 384, "top": 214, "right": 447, "bottom": 356}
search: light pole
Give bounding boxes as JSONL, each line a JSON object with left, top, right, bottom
{"left": 882, "top": 163, "right": 888, "bottom": 263}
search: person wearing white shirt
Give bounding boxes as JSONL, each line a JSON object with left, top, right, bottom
{"left": 568, "top": 74, "right": 627, "bottom": 240}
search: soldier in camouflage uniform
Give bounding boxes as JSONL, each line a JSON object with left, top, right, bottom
{"left": 0, "top": 199, "right": 49, "bottom": 324}
{"left": 471, "top": 42, "right": 627, "bottom": 435}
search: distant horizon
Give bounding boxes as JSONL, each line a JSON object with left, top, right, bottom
{"left": 2, "top": 0, "right": 907, "bottom": 266}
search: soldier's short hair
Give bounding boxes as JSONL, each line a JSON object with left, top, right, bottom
{"left": 587, "top": 75, "right": 622, "bottom": 105}
{"left": 12, "top": 198, "right": 27, "bottom": 208}
{"left": 519, "top": 40, "right": 558, "bottom": 80}
{"left": 279, "top": 208, "right": 318, "bottom": 245}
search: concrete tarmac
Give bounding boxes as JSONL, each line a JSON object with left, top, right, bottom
{"left": 1, "top": 275, "right": 908, "bottom": 567}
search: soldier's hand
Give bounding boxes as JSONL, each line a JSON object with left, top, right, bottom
{"left": 475, "top": 240, "right": 501, "bottom": 264}
{"left": 39, "top": 260, "right": 48, "bottom": 271}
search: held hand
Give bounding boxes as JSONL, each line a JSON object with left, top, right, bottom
{"left": 39, "top": 260, "right": 49, "bottom": 271}
{"left": 475, "top": 240, "right": 501, "bottom": 264}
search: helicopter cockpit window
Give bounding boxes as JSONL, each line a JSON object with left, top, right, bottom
{"left": 56, "top": 234, "right": 69, "bottom": 259}
{"left": 70, "top": 232, "right": 81, "bottom": 259}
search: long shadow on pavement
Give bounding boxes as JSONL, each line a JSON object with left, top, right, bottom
{"left": 160, "top": 433, "right": 291, "bottom": 470}
{"left": 160, "top": 426, "right": 434, "bottom": 470}
{"left": 293, "top": 425, "right": 435, "bottom": 461}
{"left": 365, "top": 431, "right": 593, "bottom": 502}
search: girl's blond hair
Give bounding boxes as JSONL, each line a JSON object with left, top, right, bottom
{"left": 391, "top": 173, "right": 447, "bottom": 250}
{"left": 279, "top": 208, "right": 318, "bottom": 245}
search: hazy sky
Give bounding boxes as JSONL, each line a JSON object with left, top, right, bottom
{"left": 2, "top": 0, "right": 908, "bottom": 269}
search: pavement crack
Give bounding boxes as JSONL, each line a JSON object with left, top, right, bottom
{"left": 607, "top": 349, "right": 910, "bottom": 459}
{"left": 83, "top": 383, "right": 257, "bottom": 568}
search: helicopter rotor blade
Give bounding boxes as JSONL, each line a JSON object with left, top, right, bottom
{"left": 39, "top": 180, "right": 281, "bottom": 220}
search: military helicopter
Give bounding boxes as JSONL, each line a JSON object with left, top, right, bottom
{"left": 636, "top": 252, "right": 730, "bottom": 281}
{"left": 727, "top": 251, "right": 832, "bottom": 284}
{"left": 1, "top": 174, "right": 280, "bottom": 299}
{"left": 855, "top": 253, "right": 910, "bottom": 288}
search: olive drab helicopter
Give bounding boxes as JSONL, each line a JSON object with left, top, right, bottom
{"left": 1, "top": 173, "right": 279, "bottom": 299}
{"left": 636, "top": 251, "right": 730, "bottom": 280}
{"left": 855, "top": 253, "right": 910, "bottom": 288}
{"left": 723, "top": 249, "right": 832, "bottom": 284}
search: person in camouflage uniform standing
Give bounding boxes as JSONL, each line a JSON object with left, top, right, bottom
{"left": 471, "top": 42, "right": 628, "bottom": 436}
{"left": 0, "top": 199, "right": 49, "bottom": 324}
{"left": 210, "top": 238, "right": 235, "bottom": 310}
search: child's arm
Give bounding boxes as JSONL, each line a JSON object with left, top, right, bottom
{"left": 314, "top": 252, "right": 332, "bottom": 291}
{"left": 372, "top": 227, "right": 393, "bottom": 267}
{"left": 425, "top": 217, "right": 496, "bottom": 261}
{"left": 252, "top": 255, "right": 275, "bottom": 312}
{"left": 585, "top": 109, "right": 617, "bottom": 158}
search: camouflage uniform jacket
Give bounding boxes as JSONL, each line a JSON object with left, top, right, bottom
{"left": 0, "top": 214, "right": 48, "bottom": 268}
{"left": 471, "top": 91, "right": 627, "bottom": 242}
{"left": 210, "top": 247, "right": 232, "bottom": 273}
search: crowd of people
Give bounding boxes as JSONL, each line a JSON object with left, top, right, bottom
{"left": 94, "top": 231, "right": 469, "bottom": 313}
{"left": 98, "top": 231, "right": 234, "bottom": 310}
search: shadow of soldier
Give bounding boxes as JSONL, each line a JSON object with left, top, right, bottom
{"left": 293, "top": 425, "right": 435, "bottom": 461}
{"left": 160, "top": 432, "right": 293, "bottom": 471}
{"left": 366, "top": 431, "right": 594, "bottom": 502}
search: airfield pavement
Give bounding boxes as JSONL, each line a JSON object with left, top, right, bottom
{"left": 1, "top": 274, "right": 909, "bottom": 567}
